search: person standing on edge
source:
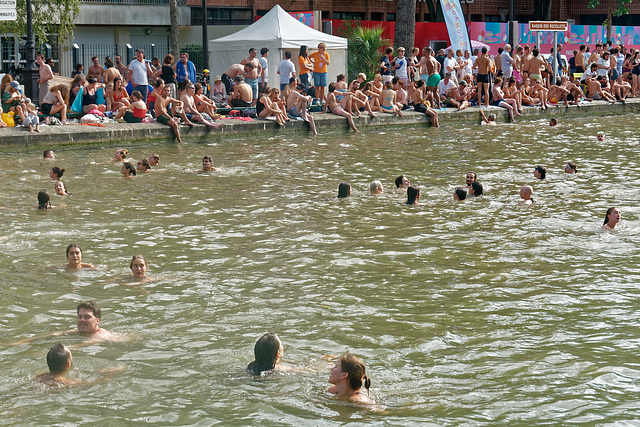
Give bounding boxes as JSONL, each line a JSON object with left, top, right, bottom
{"left": 277, "top": 51, "right": 296, "bottom": 91}
{"left": 259, "top": 47, "right": 269, "bottom": 92}
{"left": 37, "top": 54, "right": 54, "bottom": 105}
{"left": 128, "top": 49, "right": 153, "bottom": 103}
{"left": 298, "top": 45, "right": 313, "bottom": 92}
{"left": 241, "top": 48, "right": 262, "bottom": 105}
{"left": 309, "top": 43, "right": 330, "bottom": 103}
{"left": 174, "top": 52, "right": 197, "bottom": 86}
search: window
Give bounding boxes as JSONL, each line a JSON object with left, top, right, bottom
{"left": 332, "top": 12, "right": 365, "bottom": 20}
{"left": 191, "top": 7, "right": 253, "bottom": 26}
{"left": 386, "top": 13, "right": 396, "bottom": 21}
{"left": 370, "top": 12, "right": 383, "bottom": 21}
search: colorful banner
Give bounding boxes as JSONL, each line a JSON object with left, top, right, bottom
{"left": 441, "top": 0, "right": 471, "bottom": 53}
{"left": 289, "top": 11, "right": 314, "bottom": 28}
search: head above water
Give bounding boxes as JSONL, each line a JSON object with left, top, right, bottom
{"left": 534, "top": 166, "right": 546, "bottom": 180}
{"left": 247, "top": 332, "right": 282, "bottom": 375}
{"left": 337, "top": 354, "right": 371, "bottom": 393}
{"left": 395, "top": 175, "right": 410, "bottom": 188}
{"left": 46, "top": 343, "right": 72, "bottom": 374}
{"left": 454, "top": 187, "right": 467, "bottom": 200}
{"left": 37, "top": 189, "right": 51, "bottom": 209}
{"left": 370, "top": 180, "right": 383, "bottom": 194}
{"left": 406, "top": 186, "right": 420, "bottom": 204}
{"left": 337, "top": 182, "right": 351, "bottom": 198}
{"left": 470, "top": 181, "right": 483, "bottom": 196}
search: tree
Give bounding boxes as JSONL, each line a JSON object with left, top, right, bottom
{"left": 336, "top": 22, "right": 390, "bottom": 81}
{"left": 395, "top": 0, "right": 416, "bottom": 51}
{"left": 0, "top": 0, "right": 81, "bottom": 44}
{"left": 588, "top": 0, "right": 635, "bottom": 43}
{"left": 169, "top": 0, "right": 180, "bottom": 59}
{"left": 534, "top": 0, "right": 552, "bottom": 20}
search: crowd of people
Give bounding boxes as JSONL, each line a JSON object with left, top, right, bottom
{"left": 1, "top": 39, "right": 636, "bottom": 139}
{"left": 336, "top": 167, "right": 621, "bottom": 229}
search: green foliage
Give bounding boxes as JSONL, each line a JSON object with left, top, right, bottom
{"left": 0, "top": 0, "right": 82, "bottom": 43}
{"left": 337, "top": 21, "right": 391, "bottom": 82}
{"left": 588, "top": 0, "right": 634, "bottom": 17}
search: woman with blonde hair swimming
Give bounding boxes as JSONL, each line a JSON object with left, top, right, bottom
{"left": 328, "top": 354, "right": 372, "bottom": 403}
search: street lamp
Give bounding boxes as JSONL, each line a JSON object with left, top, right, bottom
{"left": 22, "top": 0, "right": 38, "bottom": 101}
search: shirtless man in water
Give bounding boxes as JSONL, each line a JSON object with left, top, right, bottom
{"left": 474, "top": 47, "right": 492, "bottom": 107}
{"left": 419, "top": 47, "right": 442, "bottom": 108}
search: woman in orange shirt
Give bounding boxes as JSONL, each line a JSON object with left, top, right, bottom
{"left": 309, "top": 43, "right": 330, "bottom": 103}
{"left": 298, "top": 45, "right": 313, "bottom": 93}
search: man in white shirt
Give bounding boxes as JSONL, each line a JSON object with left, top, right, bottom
{"left": 443, "top": 50, "right": 459, "bottom": 84}
{"left": 438, "top": 72, "right": 457, "bottom": 101}
{"left": 277, "top": 51, "right": 296, "bottom": 91}
{"left": 128, "top": 48, "right": 153, "bottom": 102}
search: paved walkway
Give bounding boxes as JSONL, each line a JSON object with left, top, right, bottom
{"left": 1, "top": 99, "right": 638, "bottom": 149}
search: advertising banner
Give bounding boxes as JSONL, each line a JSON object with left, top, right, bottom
{"left": 440, "top": 0, "right": 471, "bottom": 53}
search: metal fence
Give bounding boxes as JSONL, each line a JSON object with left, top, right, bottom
{"left": 1, "top": 36, "right": 60, "bottom": 82}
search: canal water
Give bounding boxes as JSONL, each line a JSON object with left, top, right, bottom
{"left": 0, "top": 115, "right": 639, "bottom": 425}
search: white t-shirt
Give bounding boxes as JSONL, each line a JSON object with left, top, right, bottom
{"left": 259, "top": 57, "right": 268, "bottom": 83}
{"left": 277, "top": 59, "right": 296, "bottom": 85}
{"left": 597, "top": 57, "right": 610, "bottom": 77}
{"left": 469, "top": 55, "right": 478, "bottom": 74}
{"left": 438, "top": 79, "right": 457, "bottom": 96}
{"left": 394, "top": 56, "right": 408, "bottom": 79}
{"left": 444, "top": 57, "right": 457, "bottom": 74}
{"left": 128, "top": 59, "right": 148, "bottom": 86}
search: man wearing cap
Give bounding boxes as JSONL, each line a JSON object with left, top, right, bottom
{"left": 37, "top": 54, "right": 54, "bottom": 105}
{"left": 128, "top": 48, "right": 153, "bottom": 102}
{"left": 241, "top": 48, "right": 262, "bottom": 104}
{"left": 230, "top": 76, "right": 253, "bottom": 107}
{"left": 175, "top": 52, "right": 196, "bottom": 85}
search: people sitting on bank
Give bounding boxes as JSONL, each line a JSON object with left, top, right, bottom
{"left": 108, "top": 76, "right": 129, "bottom": 113}
{"left": 70, "top": 77, "right": 106, "bottom": 114}
{"left": 194, "top": 83, "right": 219, "bottom": 119}
{"left": 181, "top": 82, "right": 221, "bottom": 129}
{"left": 40, "top": 84, "right": 69, "bottom": 123}
{"left": 286, "top": 83, "right": 318, "bottom": 135}
{"left": 257, "top": 87, "right": 288, "bottom": 126}
{"left": 230, "top": 76, "right": 253, "bottom": 108}
{"left": 2, "top": 80, "right": 26, "bottom": 124}
{"left": 115, "top": 91, "right": 146, "bottom": 123}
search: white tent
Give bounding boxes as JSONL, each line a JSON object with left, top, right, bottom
{"left": 209, "top": 5, "right": 347, "bottom": 90}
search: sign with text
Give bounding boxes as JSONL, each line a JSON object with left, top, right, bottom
{"left": 0, "top": 0, "right": 16, "bottom": 21}
{"left": 529, "top": 21, "right": 568, "bottom": 31}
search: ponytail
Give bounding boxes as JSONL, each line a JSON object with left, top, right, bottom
{"left": 363, "top": 375, "right": 371, "bottom": 394}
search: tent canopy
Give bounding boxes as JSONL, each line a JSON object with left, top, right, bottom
{"left": 209, "top": 5, "right": 348, "bottom": 90}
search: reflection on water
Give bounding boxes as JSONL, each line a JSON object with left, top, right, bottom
{"left": 0, "top": 117, "right": 639, "bottom": 424}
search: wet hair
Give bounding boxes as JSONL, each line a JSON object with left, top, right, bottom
{"left": 566, "top": 162, "right": 577, "bottom": 173}
{"left": 471, "top": 181, "right": 483, "bottom": 196}
{"left": 406, "top": 186, "right": 420, "bottom": 204}
{"left": 123, "top": 162, "right": 137, "bottom": 176}
{"left": 337, "top": 182, "right": 351, "bottom": 198}
{"left": 534, "top": 165, "right": 546, "bottom": 180}
{"left": 66, "top": 243, "right": 82, "bottom": 259}
{"left": 370, "top": 180, "right": 383, "bottom": 193}
{"left": 55, "top": 180, "right": 70, "bottom": 195}
{"left": 203, "top": 155, "right": 213, "bottom": 163}
{"left": 467, "top": 171, "right": 477, "bottom": 181}
{"left": 340, "top": 354, "right": 371, "bottom": 394}
{"left": 549, "top": 118, "right": 557, "bottom": 126}
{"left": 139, "top": 158, "right": 150, "bottom": 170}
{"left": 130, "top": 254, "right": 147, "bottom": 269}
{"left": 37, "top": 189, "right": 51, "bottom": 209}
{"left": 604, "top": 207, "right": 619, "bottom": 226}
{"left": 117, "top": 148, "right": 128, "bottom": 159}
{"left": 46, "top": 344, "right": 71, "bottom": 374}
{"left": 43, "top": 149, "right": 53, "bottom": 158}
{"left": 455, "top": 187, "right": 467, "bottom": 200}
{"left": 150, "top": 154, "right": 160, "bottom": 164}
{"left": 77, "top": 300, "right": 101, "bottom": 318}
{"left": 51, "top": 166, "right": 65, "bottom": 179}
{"left": 247, "top": 332, "right": 281, "bottom": 375}
{"left": 299, "top": 45, "right": 308, "bottom": 58}
{"left": 395, "top": 175, "right": 406, "bottom": 188}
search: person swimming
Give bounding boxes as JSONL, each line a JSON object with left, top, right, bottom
{"left": 50, "top": 166, "right": 65, "bottom": 180}
{"left": 337, "top": 182, "right": 351, "bottom": 198}
{"left": 130, "top": 255, "right": 148, "bottom": 280}
{"left": 519, "top": 185, "right": 535, "bottom": 204}
{"left": 200, "top": 155, "right": 218, "bottom": 172}
{"left": 247, "top": 332, "right": 283, "bottom": 375}
{"left": 370, "top": 180, "right": 383, "bottom": 195}
{"left": 395, "top": 175, "right": 410, "bottom": 189}
{"left": 564, "top": 162, "right": 577, "bottom": 174}
{"left": 405, "top": 185, "right": 423, "bottom": 205}
{"left": 454, "top": 186, "right": 467, "bottom": 200}
{"left": 534, "top": 166, "right": 546, "bottom": 180}
{"left": 469, "top": 182, "right": 483, "bottom": 196}
{"left": 328, "top": 354, "right": 372, "bottom": 404}
{"left": 65, "top": 244, "right": 95, "bottom": 269}
{"left": 43, "top": 149, "right": 55, "bottom": 159}
{"left": 602, "top": 207, "right": 621, "bottom": 229}
{"left": 121, "top": 162, "right": 136, "bottom": 177}
{"left": 114, "top": 148, "right": 128, "bottom": 162}
{"left": 37, "top": 189, "right": 52, "bottom": 209}
{"left": 55, "top": 180, "right": 70, "bottom": 196}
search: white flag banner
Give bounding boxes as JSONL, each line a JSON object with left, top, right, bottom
{"left": 441, "top": 0, "right": 471, "bottom": 53}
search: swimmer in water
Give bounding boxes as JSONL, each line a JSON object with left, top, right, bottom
{"left": 564, "top": 162, "right": 578, "bottom": 174}
{"left": 533, "top": 165, "right": 546, "bottom": 180}
{"left": 395, "top": 175, "right": 410, "bottom": 189}
{"left": 454, "top": 186, "right": 467, "bottom": 200}
{"left": 37, "top": 189, "right": 52, "bottom": 209}
{"left": 480, "top": 109, "right": 496, "bottom": 125}
{"left": 43, "top": 149, "right": 55, "bottom": 159}
{"left": 65, "top": 244, "right": 95, "bottom": 269}
{"left": 549, "top": 118, "right": 557, "bottom": 126}
{"left": 519, "top": 185, "right": 535, "bottom": 204}
{"left": 602, "top": 207, "right": 621, "bottom": 229}
{"left": 55, "top": 180, "right": 70, "bottom": 196}
{"left": 469, "top": 181, "right": 483, "bottom": 196}
{"left": 148, "top": 154, "right": 160, "bottom": 166}
{"left": 121, "top": 162, "right": 136, "bottom": 177}
{"left": 247, "top": 332, "right": 284, "bottom": 375}
{"left": 337, "top": 182, "right": 351, "bottom": 198}
{"left": 136, "top": 158, "right": 151, "bottom": 172}
{"left": 130, "top": 255, "right": 149, "bottom": 280}
{"left": 405, "top": 185, "right": 423, "bottom": 205}
{"left": 370, "top": 180, "right": 383, "bottom": 195}
{"left": 328, "top": 354, "right": 372, "bottom": 404}
{"left": 199, "top": 155, "right": 218, "bottom": 172}
{"left": 597, "top": 131, "right": 605, "bottom": 141}
{"left": 49, "top": 166, "right": 65, "bottom": 180}
{"left": 114, "top": 148, "right": 128, "bottom": 162}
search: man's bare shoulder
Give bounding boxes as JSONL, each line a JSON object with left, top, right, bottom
{"left": 35, "top": 373, "right": 81, "bottom": 387}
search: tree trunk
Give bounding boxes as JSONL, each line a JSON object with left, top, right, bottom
{"left": 169, "top": 0, "right": 180, "bottom": 59}
{"left": 395, "top": 0, "right": 416, "bottom": 50}
{"left": 606, "top": 0, "right": 613, "bottom": 43}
